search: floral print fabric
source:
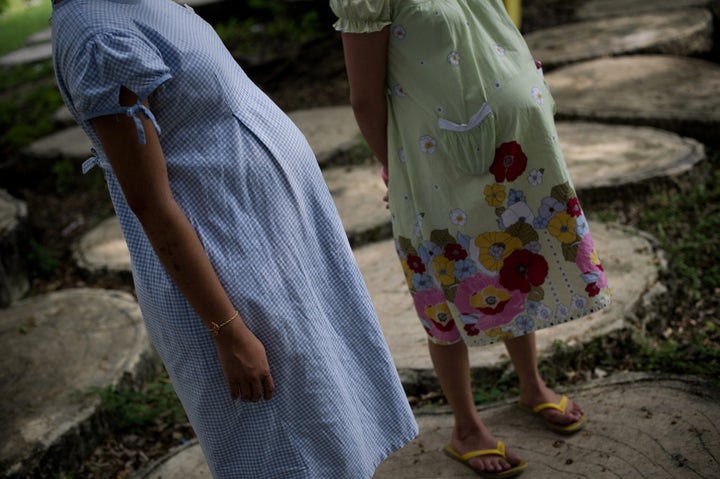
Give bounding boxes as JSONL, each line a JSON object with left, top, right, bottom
{"left": 333, "top": 0, "right": 611, "bottom": 346}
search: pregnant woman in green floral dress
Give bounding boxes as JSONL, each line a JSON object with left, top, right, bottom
{"left": 332, "top": 0, "right": 611, "bottom": 477}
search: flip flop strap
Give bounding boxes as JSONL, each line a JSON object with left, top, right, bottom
{"left": 532, "top": 395, "right": 568, "bottom": 414}
{"left": 459, "top": 440, "right": 507, "bottom": 461}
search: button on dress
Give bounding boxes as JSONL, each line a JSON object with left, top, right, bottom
{"left": 51, "top": 1, "right": 418, "bottom": 477}
{"left": 331, "top": 0, "right": 611, "bottom": 346}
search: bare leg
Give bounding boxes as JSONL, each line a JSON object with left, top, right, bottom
{"left": 504, "top": 333, "right": 584, "bottom": 425}
{"left": 428, "top": 340, "right": 523, "bottom": 473}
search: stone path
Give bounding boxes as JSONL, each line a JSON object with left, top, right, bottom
{"left": 0, "top": 289, "right": 159, "bottom": 477}
{"left": 1, "top": 2, "right": 719, "bottom": 478}
{"left": 545, "top": 55, "right": 720, "bottom": 148}
{"left": 138, "top": 373, "right": 720, "bottom": 479}
{"left": 525, "top": 8, "right": 713, "bottom": 70}
{"left": 0, "top": 190, "right": 28, "bottom": 307}
{"left": 576, "top": 0, "right": 719, "bottom": 21}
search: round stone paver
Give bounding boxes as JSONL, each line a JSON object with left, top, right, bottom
{"left": 322, "top": 162, "right": 391, "bottom": 246}
{"left": 287, "top": 106, "right": 362, "bottom": 165}
{"left": 576, "top": 0, "right": 718, "bottom": 21}
{"left": 73, "top": 216, "right": 132, "bottom": 281}
{"left": 0, "top": 289, "right": 159, "bottom": 477}
{"left": 29, "top": 105, "right": 363, "bottom": 166}
{"left": 0, "top": 190, "right": 29, "bottom": 307}
{"left": 73, "top": 161, "right": 389, "bottom": 276}
{"left": 557, "top": 121, "right": 706, "bottom": 208}
{"left": 135, "top": 373, "right": 720, "bottom": 479}
{"left": 353, "top": 222, "right": 662, "bottom": 377}
{"left": 0, "top": 43, "right": 52, "bottom": 67}
{"left": 23, "top": 126, "right": 92, "bottom": 162}
{"left": 545, "top": 55, "right": 720, "bottom": 147}
{"left": 375, "top": 374, "right": 720, "bottom": 479}
{"left": 525, "top": 9, "right": 713, "bottom": 70}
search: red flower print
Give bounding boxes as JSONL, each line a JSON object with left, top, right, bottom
{"left": 464, "top": 324, "right": 481, "bottom": 336}
{"left": 490, "top": 141, "right": 528, "bottom": 183}
{"left": 499, "top": 249, "right": 549, "bottom": 292}
{"left": 585, "top": 282, "right": 601, "bottom": 297}
{"left": 407, "top": 254, "right": 426, "bottom": 274}
{"left": 444, "top": 243, "right": 468, "bottom": 261}
{"left": 567, "top": 198, "right": 582, "bottom": 217}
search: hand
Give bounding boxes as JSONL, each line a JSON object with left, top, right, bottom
{"left": 214, "top": 319, "right": 275, "bottom": 402}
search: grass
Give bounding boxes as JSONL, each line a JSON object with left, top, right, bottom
{"left": 94, "top": 378, "right": 188, "bottom": 435}
{"left": 0, "top": 0, "right": 52, "bottom": 57}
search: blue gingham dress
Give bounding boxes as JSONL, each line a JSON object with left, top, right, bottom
{"left": 51, "top": 1, "right": 418, "bottom": 477}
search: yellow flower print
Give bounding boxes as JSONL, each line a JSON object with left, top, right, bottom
{"left": 591, "top": 249, "right": 601, "bottom": 266}
{"left": 548, "top": 212, "right": 577, "bottom": 244}
{"left": 486, "top": 327, "right": 514, "bottom": 341}
{"left": 433, "top": 255, "right": 456, "bottom": 286}
{"left": 475, "top": 232, "right": 523, "bottom": 271}
{"left": 484, "top": 183, "right": 506, "bottom": 207}
{"left": 469, "top": 286, "right": 511, "bottom": 311}
{"left": 426, "top": 302, "right": 453, "bottom": 326}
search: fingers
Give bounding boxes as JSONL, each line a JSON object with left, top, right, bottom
{"left": 229, "top": 380, "right": 240, "bottom": 401}
{"left": 262, "top": 374, "right": 275, "bottom": 400}
{"left": 233, "top": 374, "right": 275, "bottom": 402}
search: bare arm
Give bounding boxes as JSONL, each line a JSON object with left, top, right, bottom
{"left": 91, "top": 86, "right": 274, "bottom": 402}
{"left": 341, "top": 27, "right": 390, "bottom": 171}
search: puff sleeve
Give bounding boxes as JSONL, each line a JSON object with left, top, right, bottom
{"left": 330, "top": 0, "right": 391, "bottom": 33}
{"left": 64, "top": 31, "right": 172, "bottom": 144}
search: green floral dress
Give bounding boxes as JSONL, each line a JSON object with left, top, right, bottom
{"left": 331, "top": 0, "right": 611, "bottom": 346}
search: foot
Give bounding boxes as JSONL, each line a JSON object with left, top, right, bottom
{"left": 519, "top": 384, "right": 585, "bottom": 429}
{"left": 450, "top": 428, "right": 524, "bottom": 474}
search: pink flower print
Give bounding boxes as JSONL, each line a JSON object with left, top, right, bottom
{"left": 454, "top": 273, "right": 526, "bottom": 330}
{"left": 413, "top": 288, "right": 460, "bottom": 343}
{"left": 576, "top": 233, "right": 608, "bottom": 292}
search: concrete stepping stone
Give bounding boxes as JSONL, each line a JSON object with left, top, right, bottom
{"left": 134, "top": 373, "right": 720, "bottom": 479}
{"left": 0, "top": 42, "right": 52, "bottom": 67}
{"left": 375, "top": 373, "right": 720, "bottom": 478}
{"left": 525, "top": 9, "right": 713, "bottom": 70}
{"left": 73, "top": 216, "right": 132, "bottom": 282}
{"left": 72, "top": 160, "right": 386, "bottom": 277}
{"left": 23, "top": 126, "right": 92, "bottom": 162}
{"left": 353, "top": 221, "right": 662, "bottom": 381}
{"left": 556, "top": 121, "right": 706, "bottom": 208}
{"left": 30, "top": 105, "right": 363, "bottom": 166}
{"left": 25, "top": 29, "right": 52, "bottom": 46}
{"left": 576, "top": 0, "right": 718, "bottom": 21}
{"left": 322, "top": 162, "right": 390, "bottom": 245}
{"left": 289, "top": 106, "right": 362, "bottom": 166}
{"left": 545, "top": 55, "right": 720, "bottom": 148}
{"left": 0, "top": 190, "right": 29, "bottom": 308}
{"left": 0, "top": 288, "right": 160, "bottom": 477}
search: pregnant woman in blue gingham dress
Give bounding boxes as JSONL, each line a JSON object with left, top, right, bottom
{"left": 50, "top": 0, "right": 418, "bottom": 477}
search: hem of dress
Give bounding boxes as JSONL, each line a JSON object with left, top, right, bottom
{"left": 364, "top": 425, "right": 419, "bottom": 479}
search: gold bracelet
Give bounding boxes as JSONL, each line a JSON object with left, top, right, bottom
{"left": 209, "top": 310, "right": 239, "bottom": 336}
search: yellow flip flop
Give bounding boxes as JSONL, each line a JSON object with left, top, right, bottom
{"left": 521, "top": 395, "right": 588, "bottom": 434}
{"left": 443, "top": 441, "right": 528, "bottom": 478}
